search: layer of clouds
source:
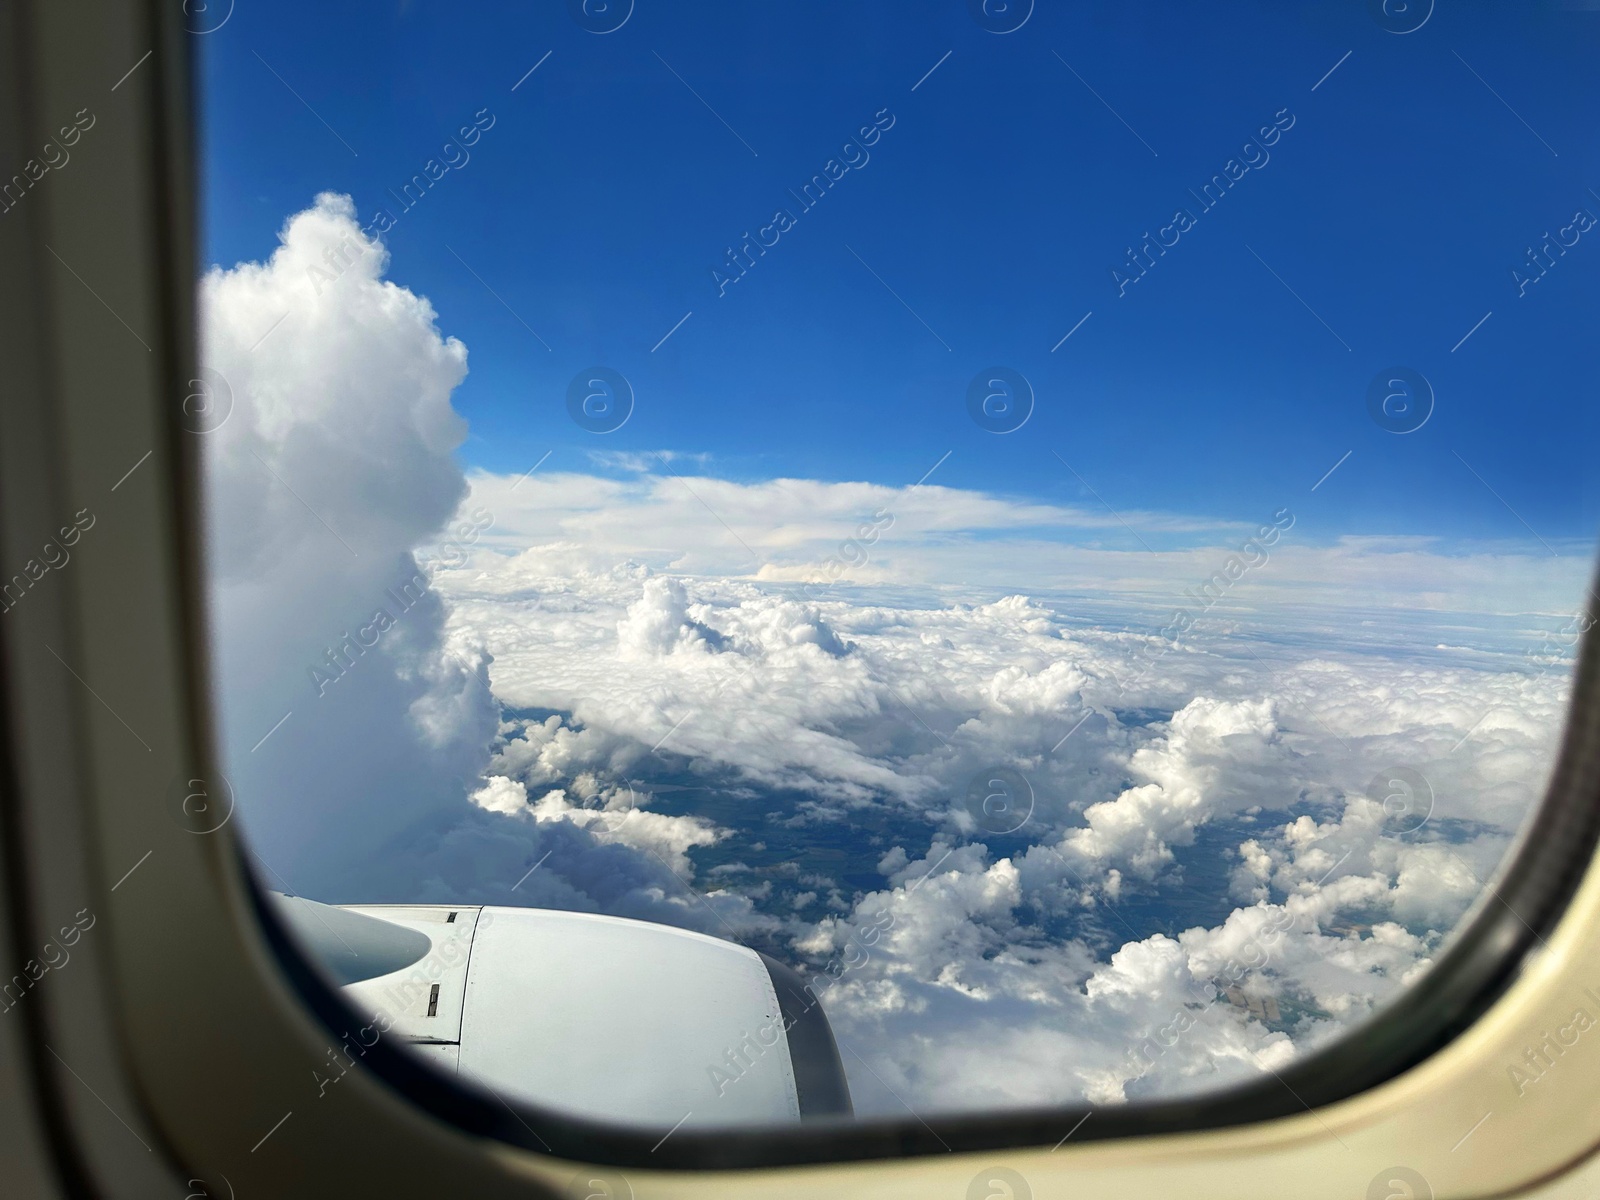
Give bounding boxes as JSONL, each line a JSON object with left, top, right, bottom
{"left": 433, "top": 523, "right": 1576, "bottom": 1114}
{"left": 203, "top": 194, "right": 1584, "bottom": 1120}
{"left": 461, "top": 467, "right": 1592, "bottom": 615}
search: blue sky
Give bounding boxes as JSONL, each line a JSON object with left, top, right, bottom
{"left": 200, "top": 0, "right": 1600, "bottom": 555}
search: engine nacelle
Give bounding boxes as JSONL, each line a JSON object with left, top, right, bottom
{"left": 269, "top": 895, "right": 852, "bottom": 1128}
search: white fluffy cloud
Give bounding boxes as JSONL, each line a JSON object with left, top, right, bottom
{"left": 199, "top": 195, "right": 752, "bottom": 935}
{"left": 200, "top": 192, "right": 496, "bottom": 896}
{"left": 204, "top": 194, "right": 1587, "bottom": 1120}
{"left": 1055, "top": 696, "right": 1284, "bottom": 878}
{"left": 431, "top": 526, "right": 1577, "bottom": 1114}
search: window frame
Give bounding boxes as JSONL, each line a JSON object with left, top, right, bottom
{"left": 3, "top": 0, "right": 1600, "bottom": 1194}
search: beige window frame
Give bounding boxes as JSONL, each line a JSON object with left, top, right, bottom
{"left": 3, "top": 3, "right": 1600, "bottom": 1197}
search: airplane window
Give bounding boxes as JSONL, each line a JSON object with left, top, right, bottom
{"left": 193, "top": 0, "right": 1598, "bottom": 1141}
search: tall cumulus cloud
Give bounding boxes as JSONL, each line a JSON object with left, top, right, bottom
{"left": 199, "top": 194, "right": 738, "bottom": 928}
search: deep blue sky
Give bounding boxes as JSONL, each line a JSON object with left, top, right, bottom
{"left": 199, "top": 0, "right": 1600, "bottom": 552}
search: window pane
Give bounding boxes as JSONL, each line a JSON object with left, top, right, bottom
{"left": 196, "top": 1, "right": 1597, "bottom": 1125}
